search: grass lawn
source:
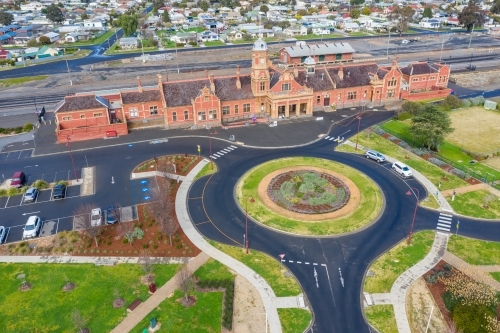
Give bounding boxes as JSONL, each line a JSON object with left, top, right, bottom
{"left": 348, "top": 32, "right": 369, "bottom": 36}
{"left": 193, "top": 258, "right": 234, "bottom": 281}
{"left": 203, "top": 40, "right": 225, "bottom": 47}
{"left": 490, "top": 272, "right": 500, "bottom": 282}
{"left": 364, "top": 231, "right": 435, "bottom": 293}
{"left": 0, "top": 75, "right": 48, "bottom": 87}
{"left": 446, "top": 190, "right": 500, "bottom": 219}
{"left": 336, "top": 142, "right": 365, "bottom": 154}
{"left": 237, "top": 157, "right": 383, "bottom": 235}
{"left": 365, "top": 305, "right": 398, "bottom": 333}
{"left": 381, "top": 120, "right": 414, "bottom": 144}
{"left": 62, "top": 29, "right": 118, "bottom": 46}
{"left": 195, "top": 162, "right": 218, "bottom": 180}
{"left": 0, "top": 263, "right": 179, "bottom": 332}
{"left": 447, "top": 235, "right": 500, "bottom": 265}
{"left": 209, "top": 241, "right": 302, "bottom": 297}
{"left": 420, "top": 193, "right": 440, "bottom": 209}
{"left": 357, "top": 131, "right": 468, "bottom": 191}
{"left": 278, "top": 308, "right": 312, "bottom": 333}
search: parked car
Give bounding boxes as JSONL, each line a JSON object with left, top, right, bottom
{"left": 365, "top": 150, "right": 386, "bottom": 163}
{"left": 10, "top": 171, "right": 26, "bottom": 188}
{"left": 392, "top": 161, "right": 413, "bottom": 178}
{"left": 23, "top": 187, "right": 39, "bottom": 203}
{"left": 401, "top": 39, "right": 410, "bottom": 44}
{"left": 91, "top": 208, "right": 102, "bottom": 226}
{"left": 22, "top": 216, "right": 42, "bottom": 239}
{"left": 106, "top": 205, "right": 120, "bottom": 224}
{"left": 0, "top": 226, "right": 7, "bottom": 244}
{"left": 52, "top": 184, "right": 66, "bottom": 199}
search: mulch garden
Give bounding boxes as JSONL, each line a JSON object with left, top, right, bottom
{"left": 133, "top": 155, "right": 201, "bottom": 175}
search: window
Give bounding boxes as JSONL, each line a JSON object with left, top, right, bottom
{"left": 209, "top": 110, "right": 217, "bottom": 119}
{"left": 336, "top": 53, "right": 342, "bottom": 60}
{"left": 260, "top": 82, "right": 266, "bottom": 91}
{"left": 316, "top": 96, "right": 321, "bottom": 104}
{"left": 184, "top": 110, "right": 189, "bottom": 120}
{"left": 388, "top": 77, "right": 397, "bottom": 87}
{"left": 337, "top": 93, "right": 341, "bottom": 101}
{"left": 222, "top": 106, "right": 230, "bottom": 115}
{"left": 198, "top": 111, "right": 206, "bottom": 121}
{"left": 150, "top": 105, "right": 158, "bottom": 115}
{"left": 412, "top": 78, "right": 418, "bottom": 82}
{"left": 430, "top": 76, "right": 435, "bottom": 80}
{"left": 93, "top": 113, "right": 103, "bottom": 117}
{"left": 387, "top": 89, "right": 395, "bottom": 98}
{"left": 282, "top": 83, "right": 290, "bottom": 91}
{"left": 243, "top": 103, "right": 250, "bottom": 113}
{"left": 234, "top": 105, "right": 239, "bottom": 114}
{"left": 307, "top": 66, "right": 314, "bottom": 73}
{"left": 422, "top": 77, "right": 426, "bottom": 81}
{"left": 204, "top": 96, "right": 209, "bottom": 102}
{"left": 363, "top": 90, "right": 367, "bottom": 98}
{"left": 172, "top": 112, "right": 177, "bottom": 121}
{"left": 129, "top": 108, "right": 138, "bottom": 117}
{"left": 319, "top": 55, "right": 325, "bottom": 62}
{"left": 62, "top": 116, "right": 72, "bottom": 121}
{"left": 347, "top": 91, "right": 357, "bottom": 100}
{"left": 80, "top": 114, "right": 85, "bottom": 119}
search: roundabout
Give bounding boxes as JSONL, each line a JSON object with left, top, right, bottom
{"left": 237, "top": 157, "right": 383, "bottom": 235}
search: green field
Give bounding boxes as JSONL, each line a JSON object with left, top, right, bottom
{"left": 447, "top": 190, "right": 500, "bottom": 219}
{"left": 0, "top": 75, "right": 48, "bottom": 87}
{"left": 278, "top": 308, "right": 312, "bottom": 333}
{"left": 203, "top": 41, "right": 225, "bottom": 46}
{"left": 0, "top": 263, "right": 179, "bottom": 332}
{"left": 448, "top": 235, "right": 500, "bottom": 265}
{"left": 491, "top": 272, "right": 500, "bottom": 282}
{"left": 364, "top": 231, "right": 435, "bottom": 293}
{"left": 365, "top": 305, "right": 398, "bottom": 333}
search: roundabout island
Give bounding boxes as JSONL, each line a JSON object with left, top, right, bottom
{"left": 236, "top": 157, "right": 384, "bottom": 236}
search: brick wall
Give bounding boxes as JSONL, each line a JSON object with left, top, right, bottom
{"left": 400, "top": 88, "right": 452, "bottom": 101}
{"left": 56, "top": 123, "right": 128, "bottom": 142}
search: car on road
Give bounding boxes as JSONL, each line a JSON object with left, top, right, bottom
{"left": 22, "top": 216, "right": 42, "bottom": 239}
{"left": 365, "top": 150, "right": 386, "bottom": 163}
{"left": 10, "top": 171, "right": 26, "bottom": 188}
{"left": 0, "top": 226, "right": 7, "bottom": 244}
{"left": 52, "top": 184, "right": 66, "bottom": 199}
{"left": 91, "top": 208, "right": 102, "bottom": 226}
{"left": 392, "top": 161, "right": 413, "bottom": 178}
{"left": 401, "top": 39, "right": 410, "bottom": 44}
{"left": 23, "top": 187, "right": 39, "bottom": 203}
{"left": 106, "top": 205, "right": 120, "bottom": 224}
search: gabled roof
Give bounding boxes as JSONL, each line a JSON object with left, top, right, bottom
{"left": 121, "top": 89, "right": 162, "bottom": 104}
{"left": 214, "top": 76, "right": 254, "bottom": 101}
{"left": 400, "top": 62, "right": 438, "bottom": 75}
{"left": 283, "top": 42, "right": 355, "bottom": 58}
{"left": 163, "top": 79, "right": 210, "bottom": 107}
{"left": 56, "top": 95, "right": 108, "bottom": 113}
{"left": 326, "top": 63, "right": 379, "bottom": 88}
{"left": 295, "top": 68, "right": 335, "bottom": 91}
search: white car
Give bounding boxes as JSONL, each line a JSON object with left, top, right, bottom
{"left": 91, "top": 208, "right": 102, "bottom": 227}
{"left": 23, "top": 216, "right": 42, "bottom": 239}
{"left": 392, "top": 161, "right": 413, "bottom": 178}
{"left": 23, "top": 187, "right": 39, "bottom": 203}
{"left": 401, "top": 39, "right": 410, "bottom": 44}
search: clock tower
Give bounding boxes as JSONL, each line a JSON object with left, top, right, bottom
{"left": 251, "top": 38, "right": 270, "bottom": 97}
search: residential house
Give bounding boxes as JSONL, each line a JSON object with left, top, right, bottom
{"left": 13, "top": 32, "right": 34, "bottom": 45}
{"left": 40, "top": 32, "right": 60, "bottom": 43}
{"left": 65, "top": 32, "right": 79, "bottom": 43}
{"left": 344, "top": 22, "right": 360, "bottom": 32}
{"left": 171, "top": 32, "right": 197, "bottom": 44}
{"left": 247, "top": 29, "right": 275, "bottom": 38}
{"left": 83, "top": 19, "right": 105, "bottom": 28}
{"left": 419, "top": 18, "right": 440, "bottom": 28}
{"left": 20, "top": 2, "right": 45, "bottom": 11}
{"left": 220, "top": 29, "right": 243, "bottom": 42}
{"left": 284, "top": 25, "right": 308, "bottom": 37}
{"left": 119, "top": 37, "right": 138, "bottom": 49}
{"left": 198, "top": 30, "right": 218, "bottom": 42}
{"left": 23, "top": 45, "right": 62, "bottom": 59}
{"left": 0, "top": 49, "right": 12, "bottom": 60}
{"left": 399, "top": 62, "right": 450, "bottom": 100}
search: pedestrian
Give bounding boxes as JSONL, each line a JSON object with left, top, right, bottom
{"left": 154, "top": 156, "right": 158, "bottom": 163}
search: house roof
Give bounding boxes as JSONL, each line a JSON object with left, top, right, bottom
{"left": 121, "top": 89, "right": 162, "bottom": 104}
{"left": 163, "top": 79, "right": 210, "bottom": 107}
{"left": 326, "top": 63, "right": 379, "bottom": 88}
{"left": 400, "top": 62, "right": 438, "bottom": 75}
{"left": 295, "top": 68, "right": 335, "bottom": 91}
{"left": 214, "top": 75, "right": 254, "bottom": 101}
{"left": 56, "top": 95, "right": 108, "bottom": 113}
{"left": 283, "top": 42, "right": 355, "bottom": 58}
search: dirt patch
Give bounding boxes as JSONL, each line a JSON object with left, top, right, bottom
{"left": 484, "top": 156, "right": 500, "bottom": 171}
{"left": 62, "top": 282, "right": 76, "bottom": 292}
{"left": 140, "top": 274, "right": 155, "bottom": 285}
{"left": 257, "top": 166, "right": 361, "bottom": 221}
{"left": 423, "top": 260, "right": 454, "bottom": 328}
{"left": 232, "top": 274, "right": 267, "bottom": 333}
{"left": 113, "top": 297, "right": 126, "bottom": 308}
{"left": 177, "top": 295, "right": 197, "bottom": 307}
{"left": 133, "top": 155, "right": 201, "bottom": 175}
{"left": 19, "top": 282, "right": 32, "bottom": 291}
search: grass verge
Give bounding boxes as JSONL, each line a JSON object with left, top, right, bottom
{"left": 365, "top": 305, "right": 398, "bottom": 333}
{"left": 203, "top": 41, "right": 225, "bottom": 46}
{"left": 336, "top": 142, "right": 365, "bottom": 154}
{"left": 237, "top": 157, "right": 383, "bottom": 235}
{"left": 357, "top": 131, "right": 468, "bottom": 191}
{"left": 447, "top": 235, "right": 500, "bottom": 265}
{"left": 0, "top": 75, "right": 48, "bottom": 87}
{"left": 421, "top": 193, "right": 440, "bottom": 209}
{"left": 490, "top": 272, "right": 500, "bottom": 282}
{"left": 194, "top": 162, "right": 218, "bottom": 180}
{"left": 364, "top": 231, "right": 435, "bottom": 293}
{"left": 446, "top": 190, "right": 500, "bottom": 219}
{"left": 0, "top": 263, "right": 179, "bottom": 332}
{"left": 209, "top": 241, "right": 302, "bottom": 297}
{"left": 278, "top": 308, "right": 312, "bottom": 333}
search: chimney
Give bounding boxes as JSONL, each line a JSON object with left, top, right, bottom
{"left": 321, "top": 73, "right": 324, "bottom": 80}
{"left": 209, "top": 74, "right": 215, "bottom": 92}
{"left": 157, "top": 74, "right": 162, "bottom": 87}
{"left": 137, "top": 76, "right": 143, "bottom": 92}
{"left": 338, "top": 65, "right": 344, "bottom": 80}
{"left": 305, "top": 75, "right": 308, "bottom": 82}
{"left": 236, "top": 65, "right": 241, "bottom": 90}
{"left": 293, "top": 62, "right": 298, "bottom": 77}
{"left": 205, "top": 70, "right": 209, "bottom": 78}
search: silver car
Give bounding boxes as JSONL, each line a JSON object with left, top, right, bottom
{"left": 365, "top": 150, "right": 386, "bottom": 163}
{"left": 23, "top": 187, "right": 39, "bottom": 203}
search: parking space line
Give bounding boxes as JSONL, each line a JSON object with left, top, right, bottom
{"left": 4, "top": 196, "right": 9, "bottom": 208}
{"left": 55, "top": 218, "right": 59, "bottom": 234}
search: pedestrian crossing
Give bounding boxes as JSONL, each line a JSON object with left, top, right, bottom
{"left": 436, "top": 212, "right": 453, "bottom": 233}
{"left": 323, "top": 135, "right": 344, "bottom": 143}
{"left": 210, "top": 145, "right": 237, "bottom": 160}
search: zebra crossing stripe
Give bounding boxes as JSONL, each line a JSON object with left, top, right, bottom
{"left": 230, "top": 145, "right": 237, "bottom": 148}
{"left": 329, "top": 137, "right": 335, "bottom": 141}
{"left": 437, "top": 226, "right": 451, "bottom": 232}
{"left": 213, "top": 153, "right": 221, "bottom": 157}
{"left": 217, "top": 151, "right": 226, "bottom": 155}
{"left": 324, "top": 136, "right": 330, "bottom": 140}
{"left": 438, "top": 219, "right": 452, "bottom": 224}
{"left": 439, "top": 216, "right": 452, "bottom": 221}
{"left": 440, "top": 213, "right": 453, "bottom": 218}
{"left": 437, "top": 223, "right": 451, "bottom": 228}
{"left": 226, "top": 147, "right": 234, "bottom": 150}
{"left": 222, "top": 149, "right": 231, "bottom": 153}
{"left": 210, "top": 156, "right": 217, "bottom": 160}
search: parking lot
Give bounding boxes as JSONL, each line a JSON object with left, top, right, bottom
{"left": 26, "top": 168, "right": 82, "bottom": 184}
{"left": 0, "top": 185, "right": 81, "bottom": 209}
{"left": 0, "top": 148, "right": 33, "bottom": 161}
{"left": 131, "top": 177, "right": 157, "bottom": 205}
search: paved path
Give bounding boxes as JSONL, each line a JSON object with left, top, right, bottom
{"left": 110, "top": 252, "right": 210, "bottom": 333}
{"left": 131, "top": 170, "right": 185, "bottom": 182}
{"left": 176, "top": 160, "right": 283, "bottom": 333}
{"left": 275, "top": 295, "right": 307, "bottom": 309}
{"left": 441, "top": 183, "right": 500, "bottom": 197}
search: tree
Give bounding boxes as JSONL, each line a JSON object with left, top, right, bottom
{"left": 350, "top": 8, "right": 360, "bottom": 19}
{"left": 200, "top": 0, "right": 209, "bottom": 11}
{"left": 297, "top": 9, "right": 308, "bottom": 16}
{"left": 401, "top": 101, "right": 424, "bottom": 115}
{"left": 117, "top": 14, "right": 139, "bottom": 36}
{"left": 260, "top": 5, "right": 269, "bottom": 13}
{"left": 140, "top": 254, "right": 155, "bottom": 283}
{"left": 71, "top": 309, "right": 88, "bottom": 333}
{"left": 242, "top": 33, "right": 252, "bottom": 41}
{"left": 458, "top": 1, "right": 485, "bottom": 32}
{"left": 410, "top": 105, "right": 453, "bottom": 151}
{"left": 350, "top": 0, "right": 365, "bottom": 5}
{"left": 81, "top": 12, "right": 88, "bottom": 20}
{"left": 0, "top": 10, "right": 14, "bottom": 26}
{"left": 46, "top": 4, "right": 65, "bottom": 24}
{"left": 361, "top": 7, "right": 371, "bottom": 16}
{"left": 118, "top": 222, "right": 144, "bottom": 246}
{"left": 39, "top": 36, "right": 51, "bottom": 45}
{"left": 491, "top": 0, "right": 500, "bottom": 14}
{"left": 162, "top": 9, "right": 171, "bottom": 23}
{"left": 176, "top": 266, "right": 195, "bottom": 302}
{"left": 388, "top": 6, "right": 415, "bottom": 36}
{"left": 74, "top": 204, "right": 101, "bottom": 247}
{"left": 423, "top": 7, "right": 433, "bottom": 18}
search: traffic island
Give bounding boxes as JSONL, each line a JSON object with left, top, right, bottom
{"left": 236, "top": 157, "right": 383, "bottom": 236}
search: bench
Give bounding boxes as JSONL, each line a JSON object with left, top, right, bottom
{"left": 127, "top": 298, "right": 142, "bottom": 313}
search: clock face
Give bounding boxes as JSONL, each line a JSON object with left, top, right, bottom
{"left": 260, "top": 58, "right": 265, "bottom": 64}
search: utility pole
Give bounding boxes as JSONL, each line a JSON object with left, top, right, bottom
{"left": 65, "top": 58, "right": 72, "bottom": 86}
{"left": 439, "top": 36, "right": 445, "bottom": 62}
{"left": 468, "top": 23, "right": 475, "bottom": 50}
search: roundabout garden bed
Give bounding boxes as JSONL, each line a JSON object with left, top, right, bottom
{"left": 237, "top": 157, "right": 383, "bottom": 235}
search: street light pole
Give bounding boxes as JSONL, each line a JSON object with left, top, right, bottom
{"left": 386, "top": 27, "right": 391, "bottom": 57}
{"left": 245, "top": 195, "right": 255, "bottom": 254}
{"left": 439, "top": 36, "right": 445, "bottom": 63}
{"left": 468, "top": 23, "right": 475, "bottom": 50}
{"left": 406, "top": 188, "right": 420, "bottom": 245}
{"left": 66, "top": 136, "right": 79, "bottom": 181}
{"left": 65, "top": 58, "right": 72, "bottom": 86}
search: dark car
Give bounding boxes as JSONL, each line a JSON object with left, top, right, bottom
{"left": 106, "top": 205, "right": 120, "bottom": 224}
{"left": 53, "top": 184, "right": 67, "bottom": 199}
{"left": 10, "top": 171, "right": 26, "bottom": 188}
{"left": 0, "top": 226, "right": 7, "bottom": 244}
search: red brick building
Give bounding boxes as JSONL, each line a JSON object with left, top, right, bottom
{"left": 55, "top": 39, "right": 451, "bottom": 142}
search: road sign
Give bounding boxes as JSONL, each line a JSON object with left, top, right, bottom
{"left": 279, "top": 254, "right": 285, "bottom": 260}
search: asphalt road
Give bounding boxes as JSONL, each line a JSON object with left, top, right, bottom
{"left": 0, "top": 111, "right": 499, "bottom": 332}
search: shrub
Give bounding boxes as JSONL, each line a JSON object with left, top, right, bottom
{"left": 58, "top": 180, "right": 69, "bottom": 186}
{"left": 122, "top": 238, "right": 128, "bottom": 244}
{"left": 0, "top": 189, "right": 7, "bottom": 197}
{"left": 14, "top": 126, "right": 23, "bottom": 134}
{"left": 440, "top": 95, "right": 462, "bottom": 110}
{"left": 462, "top": 99, "right": 471, "bottom": 108}
{"left": 142, "top": 244, "right": 149, "bottom": 249}
{"left": 397, "top": 112, "right": 412, "bottom": 121}
{"left": 7, "top": 187, "right": 20, "bottom": 196}
{"left": 451, "top": 168, "right": 469, "bottom": 179}
{"left": 428, "top": 157, "right": 447, "bottom": 167}
{"left": 23, "top": 123, "right": 34, "bottom": 132}
{"left": 32, "top": 180, "right": 49, "bottom": 189}
{"left": 452, "top": 302, "right": 492, "bottom": 333}
{"left": 397, "top": 141, "right": 410, "bottom": 149}
{"left": 401, "top": 101, "right": 424, "bottom": 115}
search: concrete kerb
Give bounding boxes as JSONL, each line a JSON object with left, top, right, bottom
{"left": 0, "top": 255, "right": 192, "bottom": 264}
{"left": 176, "top": 159, "right": 283, "bottom": 333}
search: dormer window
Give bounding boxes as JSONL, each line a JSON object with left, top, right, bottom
{"left": 307, "top": 66, "right": 315, "bottom": 74}
{"left": 282, "top": 83, "right": 290, "bottom": 91}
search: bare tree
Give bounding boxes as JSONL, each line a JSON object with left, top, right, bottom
{"left": 118, "top": 221, "right": 144, "bottom": 246}
{"left": 71, "top": 309, "right": 87, "bottom": 333}
{"left": 140, "top": 253, "right": 154, "bottom": 283}
{"left": 74, "top": 203, "right": 101, "bottom": 247}
{"left": 176, "top": 266, "right": 194, "bottom": 302}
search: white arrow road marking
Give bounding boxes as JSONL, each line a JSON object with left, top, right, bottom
{"left": 22, "top": 211, "right": 40, "bottom": 216}
{"left": 314, "top": 267, "right": 319, "bottom": 288}
{"left": 339, "top": 268, "right": 344, "bottom": 288}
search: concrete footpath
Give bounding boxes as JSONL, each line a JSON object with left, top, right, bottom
{"left": 176, "top": 160, "right": 283, "bottom": 333}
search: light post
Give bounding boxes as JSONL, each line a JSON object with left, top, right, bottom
{"left": 65, "top": 58, "right": 72, "bottom": 86}
{"left": 386, "top": 26, "right": 391, "bottom": 57}
{"left": 245, "top": 195, "right": 255, "bottom": 254}
{"left": 406, "top": 188, "right": 420, "bottom": 245}
{"left": 66, "top": 136, "right": 79, "bottom": 181}
{"left": 208, "top": 130, "right": 213, "bottom": 170}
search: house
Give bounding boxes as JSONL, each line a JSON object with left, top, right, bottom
{"left": 171, "top": 32, "right": 197, "bottom": 44}
{"left": 13, "top": 32, "right": 34, "bottom": 45}
{"left": 420, "top": 18, "right": 440, "bottom": 28}
{"left": 83, "top": 19, "right": 105, "bottom": 28}
{"left": 0, "top": 49, "right": 12, "bottom": 60}
{"left": 220, "top": 29, "right": 243, "bottom": 42}
{"left": 40, "top": 32, "right": 60, "bottom": 43}
{"left": 284, "top": 25, "right": 308, "bottom": 37}
{"left": 344, "top": 22, "right": 360, "bottom": 32}
{"left": 279, "top": 41, "right": 355, "bottom": 65}
{"left": 198, "top": 30, "right": 218, "bottom": 42}
{"left": 20, "top": 2, "right": 45, "bottom": 11}
{"left": 65, "top": 32, "right": 79, "bottom": 43}
{"left": 56, "top": 39, "right": 451, "bottom": 142}
{"left": 119, "top": 37, "right": 138, "bottom": 49}
{"left": 246, "top": 29, "right": 275, "bottom": 38}
{"left": 0, "top": 32, "right": 15, "bottom": 44}
{"left": 23, "top": 45, "right": 62, "bottom": 59}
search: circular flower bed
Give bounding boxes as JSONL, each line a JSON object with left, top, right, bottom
{"left": 267, "top": 170, "right": 350, "bottom": 214}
